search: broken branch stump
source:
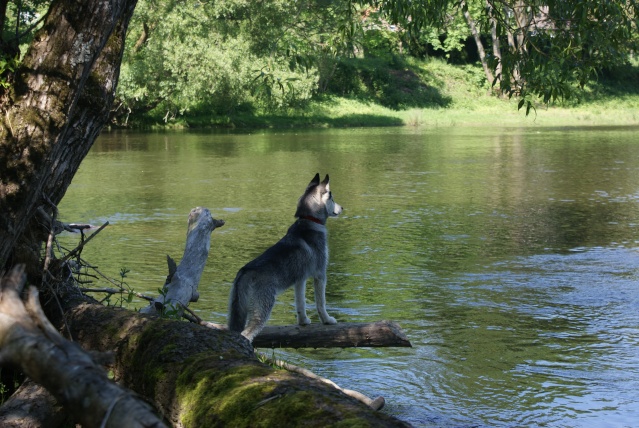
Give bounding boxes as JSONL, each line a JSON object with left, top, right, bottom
{"left": 140, "top": 207, "right": 224, "bottom": 315}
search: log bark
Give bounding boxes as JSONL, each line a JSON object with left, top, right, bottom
{"left": 0, "top": 379, "right": 65, "bottom": 428}
{"left": 0, "top": 266, "right": 166, "bottom": 428}
{"left": 140, "top": 207, "right": 224, "bottom": 316}
{"left": 51, "top": 299, "right": 409, "bottom": 428}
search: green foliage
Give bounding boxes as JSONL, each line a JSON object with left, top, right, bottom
{"left": 114, "top": 0, "right": 639, "bottom": 124}
{"left": 400, "top": 2, "right": 473, "bottom": 60}
{"left": 373, "top": 0, "right": 639, "bottom": 112}
{"left": 156, "top": 287, "right": 181, "bottom": 320}
{"left": 0, "top": 53, "right": 19, "bottom": 88}
{"left": 115, "top": 0, "right": 353, "bottom": 125}
{"left": 0, "top": 368, "right": 23, "bottom": 406}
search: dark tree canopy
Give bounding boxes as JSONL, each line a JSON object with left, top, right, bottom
{"left": 373, "top": 0, "right": 639, "bottom": 109}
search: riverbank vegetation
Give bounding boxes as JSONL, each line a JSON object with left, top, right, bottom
{"left": 112, "top": 0, "right": 639, "bottom": 130}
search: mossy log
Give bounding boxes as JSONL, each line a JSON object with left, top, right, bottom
{"left": 60, "top": 301, "right": 410, "bottom": 427}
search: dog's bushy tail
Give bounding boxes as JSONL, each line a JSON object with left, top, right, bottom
{"left": 228, "top": 270, "right": 247, "bottom": 333}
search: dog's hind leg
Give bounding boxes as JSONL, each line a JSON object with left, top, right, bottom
{"left": 241, "top": 292, "right": 276, "bottom": 342}
{"left": 313, "top": 276, "right": 337, "bottom": 325}
{"left": 295, "top": 280, "right": 311, "bottom": 325}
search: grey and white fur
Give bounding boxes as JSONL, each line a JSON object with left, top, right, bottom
{"left": 228, "top": 173, "right": 343, "bottom": 342}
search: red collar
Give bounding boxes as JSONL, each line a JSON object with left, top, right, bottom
{"left": 300, "top": 215, "right": 324, "bottom": 225}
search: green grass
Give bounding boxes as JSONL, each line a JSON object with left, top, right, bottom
{"left": 131, "top": 57, "right": 639, "bottom": 130}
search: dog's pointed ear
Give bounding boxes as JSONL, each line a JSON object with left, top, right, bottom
{"left": 307, "top": 173, "right": 320, "bottom": 189}
{"left": 321, "top": 174, "right": 330, "bottom": 190}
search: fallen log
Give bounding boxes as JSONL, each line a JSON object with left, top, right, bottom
{"left": 253, "top": 320, "right": 412, "bottom": 349}
{"left": 195, "top": 317, "right": 411, "bottom": 349}
{"left": 0, "top": 379, "right": 65, "bottom": 428}
{"left": 55, "top": 300, "right": 411, "bottom": 427}
{"left": 187, "top": 314, "right": 407, "bottom": 410}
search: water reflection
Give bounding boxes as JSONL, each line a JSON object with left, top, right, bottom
{"left": 60, "top": 126, "right": 639, "bottom": 426}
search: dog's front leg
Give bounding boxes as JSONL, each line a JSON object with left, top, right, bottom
{"left": 295, "top": 280, "right": 311, "bottom": 325}
{"left": 313, "top": 276, "right": 337, "bottom": 325}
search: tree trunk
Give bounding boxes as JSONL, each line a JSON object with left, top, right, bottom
{"left": 0, "top": 0, "right": 138, "bottom": 271}
{"left": 460, "top": 0, "right": 495, "bottom": 85}
{"left": 487, "top": 0, "right": 502, "bottom": 86}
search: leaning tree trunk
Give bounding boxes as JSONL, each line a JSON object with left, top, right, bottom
{"left": 460, "top": 0, "right": 495, "bottom": 85}
{"left": 0, "top": 0, "right": 138, "bottom": 272}
{"left": 487, "top": 0, "right": 502, "bottom": 87}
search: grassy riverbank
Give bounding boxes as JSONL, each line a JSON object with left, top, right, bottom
{"left": 137, "top": 58, "right": 639, "bottom": 130}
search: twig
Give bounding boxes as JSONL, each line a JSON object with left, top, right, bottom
{"left": 61, "top": 221, "right": 109, "bottom": 262}
{"left": 80, "top": 287, "right": 154, "bottom": 302}
{"left": 253, "top": 394, "right": 283, "bottom": 410}
{"left": 260, "top": 353, "right": 385, "bottom": 411}
{"left": 41, "top": 268, "right": 74, "bottom": 341}
{"left": 181, "top": 304, "right": 202, "bottom": 323}
{"left": 41, "top": 194, "right": 59, "bottom": 272}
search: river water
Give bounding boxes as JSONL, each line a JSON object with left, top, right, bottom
{"left": 59, "top": 126, "right": 639, "bottom": 427}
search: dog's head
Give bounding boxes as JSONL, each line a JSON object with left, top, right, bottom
{"left": 295, "top": 173, "right": 343, "bottom": 223}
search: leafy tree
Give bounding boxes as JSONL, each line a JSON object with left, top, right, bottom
{"left": 115, "top": 0, "right": 358, "bottom": 123}
{"left": 372, "top": 0, "right": 639, "bottom": 111}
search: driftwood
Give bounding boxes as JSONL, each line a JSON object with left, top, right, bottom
{"left": 140, "top": 207, "right": 224, "bottom": 315}
{"left": 0, "top": 265, "right": 165, "bottom": 428}
{"left": 254, "top": 320, "right": 412, "bottom": 349}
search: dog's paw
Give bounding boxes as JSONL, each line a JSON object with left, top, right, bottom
{"left": 322, "top": 316, "right": 337, "bottom": 325}
{"left": 298, "top": 316, "right": 311, "bottom": 326}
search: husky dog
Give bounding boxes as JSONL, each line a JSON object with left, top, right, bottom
{"left": 228, "top": 173, "right": 343, "bottom": 342}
